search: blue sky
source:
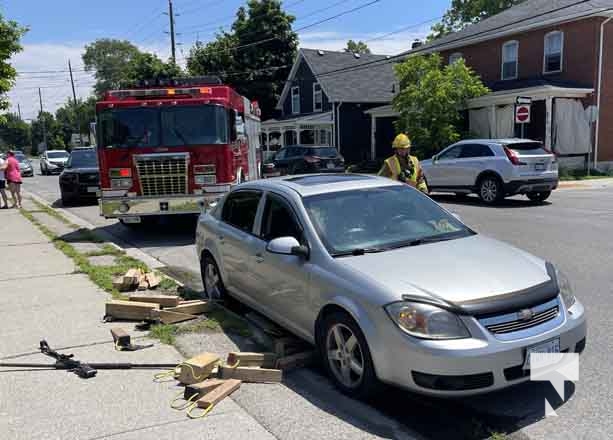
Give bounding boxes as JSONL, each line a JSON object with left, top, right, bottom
{"left": 4, "top": 0, "right": 451, "bottom": 119}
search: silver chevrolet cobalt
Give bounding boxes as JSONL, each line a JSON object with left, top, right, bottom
{"left": 195, "top": 174, "right": 586, "bottom": 398}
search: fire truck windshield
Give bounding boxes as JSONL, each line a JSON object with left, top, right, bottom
{"left": 99, "top": 104, "right": 229, "bottom": 148}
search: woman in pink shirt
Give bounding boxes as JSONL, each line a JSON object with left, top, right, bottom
{"left": 5, "top": 151, "right": 22, "bottom": 209}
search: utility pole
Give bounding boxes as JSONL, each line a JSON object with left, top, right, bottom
{"left": 68, "top": 59, "right": 84, "bottom": 147}
{"left": 17, "top": 103, "right": 22, "bottom": 120}
{"left": 168, "top": 0, "right": 176, "bottom": 64}
{"left": 38, "top": 88, "right": 47, "bottom": 150}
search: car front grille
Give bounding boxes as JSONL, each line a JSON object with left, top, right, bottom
{"left": 80, "top": 172, "right": 99, "bottom": 183}
{"left": 134, "top": 153, "right": 188, "bottom": 196}
{"left": 478, "top": 297, "right": 561, "bottom": 337}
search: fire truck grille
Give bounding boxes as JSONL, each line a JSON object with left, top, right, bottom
{"left": 135, "top": 154, "right": 189, "bottom": 196}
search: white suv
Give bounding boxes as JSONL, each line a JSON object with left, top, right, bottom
{"left": 40, "top": 150, "right": 70, "bottom": 175}
{"left": 421, "top": 139, "right": 559, "bottom": 204}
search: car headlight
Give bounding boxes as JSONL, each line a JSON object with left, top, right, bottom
{"left": 555, "top": 268, "right": 576, "bottom": 309}
{"left": 384, "top": 301, "right": 470, "bottom": 339}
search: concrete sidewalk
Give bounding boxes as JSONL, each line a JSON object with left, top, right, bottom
{"left": 0, "top": 208, "right": 275, "bottom": 440}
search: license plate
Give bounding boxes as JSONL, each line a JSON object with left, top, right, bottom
{"left": 121, "top": 216, "right": 141, "bottom": 224}
{"left": 523, "top": 338, "right": 560, "bottom": 369}
{"left": 535, "top": 163, "right": 546, "bottom": 171}
{"left": 87, "top": 186, "right": 98, "bottom": 193}
{"left": 326, "top": 162, "right": 335, "bottom": 169}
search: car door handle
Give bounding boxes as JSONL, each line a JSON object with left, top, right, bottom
{"left": 255, "top": 253, "right": 264, "bottom": 263}
{"left": 218, "top": 235, "right": 225, "bottom": 242}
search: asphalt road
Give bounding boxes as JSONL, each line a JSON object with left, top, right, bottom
{"left": 21, "top": 160, "right": 613, "bottom": 439}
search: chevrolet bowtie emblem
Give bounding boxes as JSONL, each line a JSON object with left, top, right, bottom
{"left": 518, "top": 308, "right": 534, "bottom": 321}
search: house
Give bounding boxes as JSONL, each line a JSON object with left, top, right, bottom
{"left": 388, "top": 0, "right": 613, "bottom": 169}
{"left": 261, "top": 48, "right": 397, "bottom": 164}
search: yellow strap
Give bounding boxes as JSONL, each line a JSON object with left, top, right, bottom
{"left": 153, "top": 366, "right": 180, "bottom": 382}
{"left": 225, "top": 359, "right": 240, "bottom": 369}
{"left": 187, "top": 402, "right": 215, "bottom": 419}
{"left": 171, "top": 390, "right": 200, "bottom": 410}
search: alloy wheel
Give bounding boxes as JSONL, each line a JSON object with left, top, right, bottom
{"left": 326, "top": 323, "right": 365, "bottom": 389}
{"left": 480, "top": 179, "right": 499, "bottom": 203}
{"left": 204, "top": 261, "right": 222, "bottom": 299}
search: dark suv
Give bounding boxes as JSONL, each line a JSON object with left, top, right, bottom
{"left": 59, "top": 148, "right": 100, "bottom": 205}
{"left": 262, "top": 145, "right": 345, "bottom": 177}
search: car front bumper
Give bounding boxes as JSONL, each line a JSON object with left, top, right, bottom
{"left": 100, "top": 194, "right": 219, "bottom": 218}
{"left": 371, "top": 296, "right": 586, "bottom": 396}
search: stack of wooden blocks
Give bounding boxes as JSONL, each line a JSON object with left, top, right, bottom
{"left": 113, "top": 268, "right": 162, "bottom": 292}
{"left": 105, "top": 295, "right": 211, "bottom": 324}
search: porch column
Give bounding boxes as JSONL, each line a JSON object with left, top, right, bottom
{"left": 264, "top": 131, "right": 269, "bottom": 153}
{"left": 545, "top": 97, "right": 553, "bottom": 151}
{"left": 488, "top": 105, "right": 497, "bottom": 138}
{"left": 280, "top": 129, "right": 285, "bottom": 147}
{"left": 370, "top": 115, "right": 376, "bottom": 160}
{"left": 296, "top": 127, "right": 301, "bottom": 144}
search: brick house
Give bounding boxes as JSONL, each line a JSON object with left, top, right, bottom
{"left": 261, "top": 48, "right": 397, "bottom": 164}
{"left": 371, "top": 0, "right": 613, "bottom": 168}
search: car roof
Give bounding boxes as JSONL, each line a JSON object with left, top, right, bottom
{"left": 455, "top": 138, "right": 541, "bottom": 145}
{"left": 242, "top": 174, "right": 401, "bottom": 197}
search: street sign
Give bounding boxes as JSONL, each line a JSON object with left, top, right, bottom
{"left": 516, "top": 96, "right": 532, "bottom": 105}
{"left": 515, "top": 104, "right": 531, "bottom": 123}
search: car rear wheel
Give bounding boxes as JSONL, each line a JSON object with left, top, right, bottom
{"left": 526, "top": 190, "right": 551, "bottom": 202}
{"left": 478, "top": 176, "right": 503, "bottom": 205}
{"left": 321, "top": 311, "right": 380, "bottom": 399}
{"left": 200, "top": 254, "right": 227, "bottom": 300}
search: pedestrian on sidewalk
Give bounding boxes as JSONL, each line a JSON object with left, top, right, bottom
{"left": 0, "top": 155, "right": 9, "bottom": 209}
{"left": 4, "top": 151, "right": 22, "bottom": 209}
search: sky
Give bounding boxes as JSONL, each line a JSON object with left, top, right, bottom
{"left": 3, "top": 0, "right": 451, "bottom": 120}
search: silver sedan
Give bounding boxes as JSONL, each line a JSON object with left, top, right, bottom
{"left": 195, "top": 174, "right": 586, "bottom": 397}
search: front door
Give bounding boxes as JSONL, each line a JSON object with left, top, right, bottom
{"left": 427, "top": 145, "right": 462, "bottom": 187}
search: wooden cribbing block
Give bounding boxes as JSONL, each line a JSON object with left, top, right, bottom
{"left": 179, "top": 300, "right": 204, "bottom": 305}
{"left": 196, "top": 379, "right": 241, "bottom": 408}
{"left": 113, "top": 276, "right": 132, "bottom": 292}
{"left": 166, "top": 301, "right": 212, "bottom": 315}
{"left": 184, "top": 378, "right": 226, "bottom": 400}
{"left": 218, "top": 366, "right": 282, "bottom": 383}
{"left": 123, "top": 268, "right": 142, "bottom": 286}
{"left": 145, "top": 272, "right": 162, "bottom": 289}
{"left": 137, "top": 273, "right": 148, "bottom": 291}
{"left": 129, "top": 294, "right": 180, "bottom": 308}
{"left": 105, "top": 300, "right": 159, "bottom": 321}
{"left": 226, "top": 352, "right": 277, "bottom": 368}
{"left": 178, "top": 352, "right": 220, "bottom": 385}
{"left": 150, "top": 309, "right": 196, "bottom": 325}
{"left": 110, "top": 327, "right": 131, "bottom": 347}
{"left": 275, "top": 350, "right": 315, "bottom": 371}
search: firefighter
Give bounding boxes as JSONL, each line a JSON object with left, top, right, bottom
{"left": 378, "top": 134, "right": 428, "bottom": 193}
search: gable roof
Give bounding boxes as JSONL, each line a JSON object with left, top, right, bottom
{"left": 407, "top": 0, "right": 613, "bottom": 55}
{"left": 276, "top": 48, "right": 396, "bottom": 110}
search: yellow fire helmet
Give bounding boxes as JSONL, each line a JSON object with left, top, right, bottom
{"left": 392, "top": 133, "right": 411, "bottom": 149}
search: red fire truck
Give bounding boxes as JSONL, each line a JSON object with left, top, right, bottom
{"left": 95, "top": 76, "right": 261, "bottom": 224}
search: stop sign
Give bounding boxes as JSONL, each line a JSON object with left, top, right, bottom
{"left": 515, "top": 104, "right": 531, "bottom": 123}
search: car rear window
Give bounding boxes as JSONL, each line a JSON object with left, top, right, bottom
{"left": 505, "top": 142, "right": 549, "bottom": 156}
{"left": 306, "top": 147, "right": 338, "bottom": 158}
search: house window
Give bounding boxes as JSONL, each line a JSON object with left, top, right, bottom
{"left": 291, "top": 86, "right": 300, "bottom": 114}
{"left": 544, "top": 31, "right": 563, "bottom": 73}
{"left": 501, "top": 41, "right": 518, "bottom": 80}
{"left": 313, "top": 83, "right": 323, "bottom": 112}
{"left": 449, "top": 52, "right": 463, "bottom": 65}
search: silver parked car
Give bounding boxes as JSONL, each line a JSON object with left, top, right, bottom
{"left": 40, "top": 150, "right": 69, "bottom": 175}
{"left": 195, "top": 174, "right": 586, "bottom": 397}
{"left": 421, "top": 139, "right": 559, "bottom": 204}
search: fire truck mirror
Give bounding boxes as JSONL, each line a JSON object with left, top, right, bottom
{"left": 229, "top": 109, "right": 238, "bottom": 142}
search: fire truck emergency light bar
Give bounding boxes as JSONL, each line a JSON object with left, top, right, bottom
{"left": 108, "top": 87, "right": 214, "bottom": 99}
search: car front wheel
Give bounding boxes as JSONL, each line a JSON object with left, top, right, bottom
{"left": 321, "top": 311, "right": 380, "bottom": 399}
{"left": 478, "top": 176, "right": 503, "bottom": 205}
{"left": 526, "top": 190, "right": 551, "bottom": 202}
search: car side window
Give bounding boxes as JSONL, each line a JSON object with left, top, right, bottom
{"left": 286, "top": 147, "right": 302, "bottom": 158}
{"left": 459, "top": 144, "right": 494, "bottom": 158}
{"left": 221, "top": 191, "right": 262, "bottom": 233}
{"left": 275, "top": 149, "right": 287, "bottom": 160}
{"left": 260, "top": 194, "right": 303, "bottom": 242}
{"left": 438, "top": 146, "right": 461, "bottom": 160}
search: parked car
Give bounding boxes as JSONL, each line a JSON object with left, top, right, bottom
{"left": 40, "top": 150, "right": 69, "bottom": 175}
{"left": 14, "top": 152, "right": 34, "bottom": 177}
{"left": 59, "top": 148, "right": 100, "bottom": 205}
{"left": 196, "top": 174, "right": 585, "bottom": 398}
{"left": 421, "top": 139, "right": 559, "bottom": 204}
{"left": 262, "top": 145, "right": 345, "bottom": 177}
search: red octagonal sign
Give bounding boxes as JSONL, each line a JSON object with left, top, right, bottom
{"left": 515, "top": 104, "right": 531, "bottom": 123}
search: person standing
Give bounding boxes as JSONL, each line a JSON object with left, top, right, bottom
{"left": 5, "top": 151, "right": 23, "bottom": 209}
{"left": 0, "top": 155, "right": 8, "bottom": 209}
{"left": 378, "top": 134, "right": 428, "bottom": 193}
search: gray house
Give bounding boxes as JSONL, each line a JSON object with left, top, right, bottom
{"left": 261, "top": 48, "right": 398, "bottom": 164}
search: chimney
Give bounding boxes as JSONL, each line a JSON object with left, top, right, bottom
{"left": 411, "top": 39, "right": 423, "bottom": 49}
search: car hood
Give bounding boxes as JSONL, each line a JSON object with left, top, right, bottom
{"left": 337, "top": 234, "right": 549, "bottom": 305}
{"left": 66, "top": 167, "right": 99, "bottom": 174}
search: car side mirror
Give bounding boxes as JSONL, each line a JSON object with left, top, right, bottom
{"left": 266, "top": 237, "right": 309, "bottom": 259}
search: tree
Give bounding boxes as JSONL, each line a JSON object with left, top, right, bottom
{"left": 0, "top": 113, "right": 31, "bottom": 151}
{"left": 82, "top": 39, "right": 140, "bottom": 95}
{"left": 188, "top": 0, "right": 298, "bottom": 118}
{"left": 393, "top": 54, "right": 489, "bottom": 157}
{"left": 345, "top": 40, "right": 371, "bottom": 54}
{"left": 122, "top": 52, "right": 183, "bottom": 87}
{"left": 31, "top": 111, "right": 65, "bottom": 153}
{"left": 55, "top": 96, "right": 97, "bottom": 147}
{"left": 429, "top": 0, "right": 525, "bottom": 40}
{"left": 0, "top": 14, "right": 27, "bottom": 122}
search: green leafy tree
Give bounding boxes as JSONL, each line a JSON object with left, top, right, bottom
{"left": 393, "top": 54, "right": 489, "bottom": 157}
{"left": 0, "top": 113, "right": 31, "bottom": 151}
{"left": 122, "top": 52, "right": 183, "bottom": 86}
{"left": 345, "top": 40, "right": 371, "bottom": 54}
{"left": 31, "top": 111, "right": 65, "bottom": 153}
{"left": 55, "top": 96, "right": 97, "bottom": 146}
{"left": 82, "top": 39, "right": 141, "bottom": 94}
{"left": 0, "top": 14, "right": 27, "bottom": 122}
{"left": 429, "top": 0, "right": 525, "bottom": 40}
{"left": 188, "top": 0, "right": 298, "bottom": 118}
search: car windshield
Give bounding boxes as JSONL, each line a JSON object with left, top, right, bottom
{"left": 15, "top": 154, "right": 27, "bottom": 162}
{"left": 303, "top": 186, "right": 473, "bottom": 256}
{"left": 47, "top": 151, "right": 68, "bottom": 159}
{"left": 99, "top": 105, "right": 229, "bottom": 148}
{"left": 69, "top": 150, "right": 98, "bottom": 168}
{"left": 305, "top": 147, "right": 338, "bottom": 158}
